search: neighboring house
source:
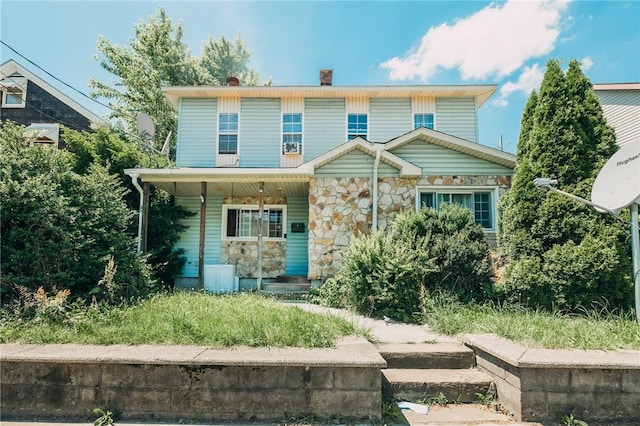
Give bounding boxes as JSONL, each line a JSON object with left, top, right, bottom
{"left": 125, "top": 71, "right": 515, "bottom": 291}
{"left": 0, "top": 59, "right": 103, "bottom": 148}
{"left": 593, "top": 82, "right": 640, "bottom": 147}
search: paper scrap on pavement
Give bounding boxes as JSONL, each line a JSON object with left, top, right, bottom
{"left": 397, "top": 401, "right": 430, "bottom": 414}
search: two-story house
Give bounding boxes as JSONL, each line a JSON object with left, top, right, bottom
{"left": 125, "top": 71, "right": 515, "bottom": 292}
{"left": 0, "top": 59, "right": 103, "bottom": 148}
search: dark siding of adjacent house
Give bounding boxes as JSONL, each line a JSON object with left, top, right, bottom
{"left": 1, "top": 80, "right": 93, "bottom": 147}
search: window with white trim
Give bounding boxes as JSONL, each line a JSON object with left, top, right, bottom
{"left": 218, "top": 113, "right": 238, "bottom": 154}
{"left": 282, "top": 113, "right": 302, "bottom": 154}
{"left": 414, "top": 113, "right": 434, "bottom": 129}
{"left": 224, "top": 205, "right": 285, "bottom": 239}
{"left": 347, "top": 113, "right": 367, "bottom": 140}
{"left": 2, "top": 88, "right": 25, "bottom": 108}
{"left": 418, "top": 190, "right": 494, "bottom": 229}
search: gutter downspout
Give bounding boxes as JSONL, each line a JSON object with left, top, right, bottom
{"left": 130, "top": 174, "right": 144, "bottom": 253}
{"left": 372, "top": 147, "right": 382, "bottom": 231}
{"left": 257, "top": 182, "right": 265, "bottom": 291}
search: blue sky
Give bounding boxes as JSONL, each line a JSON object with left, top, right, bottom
{"left": 1, "top": 0, "right": 639, "bottom": 153}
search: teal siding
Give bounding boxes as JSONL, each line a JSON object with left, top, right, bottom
{"left": 392, "top": 140, "right": 512, "bottom": 175}
{"left": 176, "top": 99, "right": 217, "bottom": 167}
{"left": 305, "top": 98, "right": 346, "bottom": 161}
{"left": 286, "top": 197, "right": 308, "bottom": 276}
{"left": 435, "top": 97, "right": 477, "bottom": 142}
{"left": 175, "top": 197, "right": 200, "bottom": 277}
{"left": 315, "top": 149, "right": 399, "bottom": 177}
{"left": 370, "top": 98, "right": 412, "bottom": 142}
{"left": 240, "top": 98, "right": 281, "bottom": 167}
{"left": 175, "top": 196, "right": 223, "bottom": 277}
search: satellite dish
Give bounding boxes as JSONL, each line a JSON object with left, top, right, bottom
{"left": 161, "top": 131, "right": 172, "bottom": 155}
{"left": 591, "top": 137, "right": 640, "bottom": 213}
{"left": 136, "top": 112, "right": 156, "bottom": 146}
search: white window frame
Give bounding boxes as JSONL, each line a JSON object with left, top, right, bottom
{"left": 413, "top": 113, "right": 435, "bottom": 130}
{"left": 217, "top": 112, "right": 239, "bottom": 155}
{"left": 2, "top": 87, "right": 26, "bottom": 108}
{"left": 415, "top": 186, "right": 499, "bottom": 232}
{"left": 347, "top": 113, "right": 368, "bottom": 140}
{"left": 282, "top": 113, "right": 303, "bottom": 155}
{"left": 222, "top": 204, "right": 287, "bottom": 241}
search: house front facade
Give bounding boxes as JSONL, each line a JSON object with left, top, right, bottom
{"left": 126, "top": 72, "right": 515, "bottom": 290}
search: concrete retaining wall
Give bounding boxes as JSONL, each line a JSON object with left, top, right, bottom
{"left": 464, "top": 334, "right": 640, "bottom": 425}
{"left": 0, "top": 337, "right": 385, "bottom": 423}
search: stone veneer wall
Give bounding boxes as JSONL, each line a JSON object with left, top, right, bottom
{"left": 309, "top": 175, "right": 511, "bottom": 281}
{"left": 221, "top": 196, "right": 286, "bottom": 278}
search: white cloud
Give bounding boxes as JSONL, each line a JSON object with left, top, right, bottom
{"left": 380, "top": 0, "right": 570, "bottom": 81}
{"left": 492, "top": 63, "right": 545, "bottom": 107}
{"left": 580, "top": 56, "right": 594, "bottom": 71}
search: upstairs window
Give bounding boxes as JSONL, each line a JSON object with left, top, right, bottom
{"left": 414, "top": 113, "right": 434, "bottom": 129}
{"left": 347, "top": 113, "right": 367, "bottom": 140}
{"left": 225, "top": 206, "right": 285, "bottom": 239}
{"left": 282, "top": 113, "right": 302, "bottom": 154}
{"left": 419, "top": 190, "right": 494, "bottom": 229}
{"left": 218, "top": 113, "right": 238, "bottom": 154}
{"left": 0, "top": 76, "right": 27, "bottom": 108}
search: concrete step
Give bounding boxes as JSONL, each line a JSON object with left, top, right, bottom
{"left": 261, "top": 282, "right": 311, "bottom": 293}
{"left": 382, "top": 368, "right": 492, "bottom": 403}
{"left": 377, "top": 343, "right": 476, "bottom": 369}
{"left": 400, "top": 403, "right": 543, "bottom": 425}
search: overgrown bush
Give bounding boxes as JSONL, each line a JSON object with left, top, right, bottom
{"left": 0, "top": 122, "right": 157, "bottom": 304}
{"left": 313, "top": 204, "right": 494, "bottom": 322}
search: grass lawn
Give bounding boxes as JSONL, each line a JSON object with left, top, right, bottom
{"left": 423, "top": 301, "right": 640, "bottom": 350}
{"left": 0, "top": 292, "right": 370, "bottom": 348}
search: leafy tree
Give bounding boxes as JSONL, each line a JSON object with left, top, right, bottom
{"left": 90, "top": 8, "right": 267, "bottom": 148}
{"left": 200, "top": 34, "right": 270, "bottom": 86}
{"left": 498, "top": 59, "right": 631, "bottom": 311}
{"left": 0, "top": 122, "right": 155, "bottom": 302}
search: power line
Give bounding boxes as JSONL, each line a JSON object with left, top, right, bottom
{"left": 0, "top": 40, "right": 136, "bottom": 120}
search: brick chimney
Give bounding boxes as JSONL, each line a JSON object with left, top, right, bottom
{"left": 227, "top": 76, "right": 240, "bottom": 86}
{"left": 320, "top": 69, "right": 333, "bottom": 86}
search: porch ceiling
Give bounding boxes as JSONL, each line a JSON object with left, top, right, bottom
{"left": 125, "top": 167, "right": 311, "bottom": 198}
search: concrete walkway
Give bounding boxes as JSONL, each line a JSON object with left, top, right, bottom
{"left": 291, "top": 303, "right": 459, "bottom": 345}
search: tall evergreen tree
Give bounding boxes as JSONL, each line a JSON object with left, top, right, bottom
{"left": 498, "top": 59, "right": 631, "bottom": 311}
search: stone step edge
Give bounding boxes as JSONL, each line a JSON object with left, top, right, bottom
{"left": 377, "top": 343, "right": 476, "bottom": 370}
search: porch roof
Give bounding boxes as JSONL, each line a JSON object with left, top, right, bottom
{"left": 124, "top": 167, "right": 313, "bottom": 198}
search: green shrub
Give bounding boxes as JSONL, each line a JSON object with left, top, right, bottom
{"left": 502, "top": 235, "right": 632, "bottom": 311}
{"left": 314, "top": 204, "right": 494, "bottom": 322}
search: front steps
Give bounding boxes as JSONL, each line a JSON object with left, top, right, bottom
{"left": 379, "top": 342, "right": 541, "bottom": 425}
{"left": 380, "top": 343, "right": 490, "bottom": 403}
{"left": 261, "top": 275, "right": 311, "bottom": 301}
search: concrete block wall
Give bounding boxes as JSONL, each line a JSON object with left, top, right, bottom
{"left": 1, "top": 337, "right": 385, "bottom": 422}
{"left": 464, "top": 334, "right": 640, "bottom": 425}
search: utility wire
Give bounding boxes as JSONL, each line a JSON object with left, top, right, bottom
{"left": 1, "top": 40, "right": 136, "bottom": 120}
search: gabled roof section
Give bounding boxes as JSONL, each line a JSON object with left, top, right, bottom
{"left": 386, "top": 127, "right": 515, "bottom": 169}
{"left": 302, "top": 137, "right": 422, "bottom": 176}
{"left": 162, "top": 84, "right": 497, "bottom": 110}
{"left": 0, "top": 59, "right": 104, "bottom": 124}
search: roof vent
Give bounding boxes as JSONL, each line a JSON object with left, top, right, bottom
{"left": 226, "top": 76, "right": 240, "bottom": 86}
{"left": 320, "top": 69, "right": 333, "bottom": 86}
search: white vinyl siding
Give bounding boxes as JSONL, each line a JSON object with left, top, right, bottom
{"left": 594, "top": 89, "right": 640, "bottom": 146}
{"left": 239, "top": 98, "right": 281, "bottom": 167}
{"left": 304, "top": 98, "right": 346, "bottom": 161}
{"left": 392, "top": 140, "right": 512, "bottom": 175}
{"left": 370, "top": 98, "right": 412, "bottom": 142}
{"left": 315, "top": 149, "right": 399, "bottom": 177}
{"left": 435, "top": 97, "right": 477, "bottom": 142}
{"left": 176, "top": 99, "right": 217, "bottom": 167}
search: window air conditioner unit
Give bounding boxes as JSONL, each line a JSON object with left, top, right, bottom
{"left": 283, "top": 142, "right": 301, "bottom": 154}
